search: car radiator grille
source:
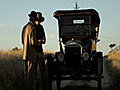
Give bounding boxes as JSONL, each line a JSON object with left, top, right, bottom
{"left": 65, "top": 46, "right": 81, "bottom": 69}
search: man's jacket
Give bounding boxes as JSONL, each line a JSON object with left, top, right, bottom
{"left": 22, "top": 22, "right": 36, "bottom": 61}
{"left": 34, "top": 24, "right": 46, "bottom": 53}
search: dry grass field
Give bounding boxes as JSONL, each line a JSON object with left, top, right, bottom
{"left": 0, "top": 50, "right": 55, "bottom": 90}
{"left": 0, "top": 50, "right": 25, "bottom": 90}
{"left": 0, "top": 49, "right": 120, "bottom": 90}
{"left": 105, "top": 51, "right": 120, "bottom": 88}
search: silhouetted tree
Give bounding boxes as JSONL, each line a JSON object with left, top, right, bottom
{"left": 109, "top": 44, "right": 116, "bottom": 48}
{"left": 12, "top": 47, "right": 19, "bottom": 51}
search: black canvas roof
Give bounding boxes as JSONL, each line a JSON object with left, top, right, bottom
{"left": 54, "top": 9, "right": 99, "bottom": 17}
{"left": 54, "top": 9, "right": 100, "bottom": 25}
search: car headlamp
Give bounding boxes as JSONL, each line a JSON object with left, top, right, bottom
{"left": 58, "top": 53, "right": 64, "bottom": 62}
{"left": 82, "top": 52, "right": 89, "bottom": 61}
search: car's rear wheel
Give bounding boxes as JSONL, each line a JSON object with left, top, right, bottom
{"left": 44, "top": 55, "right": 54, "bottom": 90}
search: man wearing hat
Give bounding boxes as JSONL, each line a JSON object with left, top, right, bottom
{"left": 22, "top": 11, "right": 46, "bottom": 90}
{"left": 33, "top": 12, "right": 46, "bottom": 90}
{"left": 35, "top": 12, "right": 46, "bottom": 90}
{"left": 34, "top": 12, "right": 46, "bottom": 52}
{"left": 22, "top": 11, "right": 38, "bottom": 90}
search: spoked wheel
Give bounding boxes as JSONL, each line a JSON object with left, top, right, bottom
{"left": 97, "top": 52, "right": 103, "bottom": 90}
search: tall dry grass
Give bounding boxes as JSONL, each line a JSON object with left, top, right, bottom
{"left": 1, "top": 49, "right": 120, "bottom": 89}
{"left": 107, "top": 51, "right": 120, "bottom": 71}
{"left": 105, "top": 51, "right": 120, "bottom": 88}
{"left": 0, "top": 50, "right": 55, "bottom": 90}
{"left": 0, "top": 50, "right": 25, "bottom": 90}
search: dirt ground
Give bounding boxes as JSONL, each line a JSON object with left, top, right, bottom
{"left": 51, "top": 57, "right": 120, "bottom": 90}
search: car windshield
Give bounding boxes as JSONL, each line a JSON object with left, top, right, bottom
{"left": 60, "top": 15, "right": 91, "bottom": 36}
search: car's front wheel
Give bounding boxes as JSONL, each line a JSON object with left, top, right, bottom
{"left": 97, "top": 52, "right": 103, "bottom": 90}
{"left": 44, "top": 54, "right": 54, "bottom": 90}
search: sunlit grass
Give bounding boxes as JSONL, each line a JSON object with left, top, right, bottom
{"left": 0, "top": 50, "right": 25, "bottom": 90}
{"left": 105, "top": 51, "right": 120, "bottom": 87}
{"left": 107, "top": 51, "right": 120, "bottom": 71}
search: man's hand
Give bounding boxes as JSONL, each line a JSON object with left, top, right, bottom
{"left": 42, "top": 39, "right": 46, "bottom": 44}
{"left": 36, "top": 38, "right": 46, "bottom": 45}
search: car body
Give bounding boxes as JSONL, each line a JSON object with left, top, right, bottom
{"left": 45, "top": 9, "right": 103, "bottom": 90}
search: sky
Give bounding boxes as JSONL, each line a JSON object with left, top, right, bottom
{"left": 0, "top": 0, "right": 120, "bottom": 54}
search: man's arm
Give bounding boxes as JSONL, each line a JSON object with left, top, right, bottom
{"left": 22, "top": 25, "right": 27, "bottom": 45}
{"left": 41, "top": 25, "right": 46, "bottom": 44}
{"left": 23, "top": 25, "right": 30, "bottom": 60}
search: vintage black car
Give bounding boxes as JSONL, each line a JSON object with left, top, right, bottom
{"left": 45, "top": 9, "right": 103, "bottom": 90}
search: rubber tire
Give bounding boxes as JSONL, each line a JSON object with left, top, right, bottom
{"left": 97, "top": 52, "right": 103, "bottom": 90}
{"left": 45, "top": 59, "right": 52, "bottom": 90}
{"left": 56, "top": 78, "right": 61, "bottom": 89}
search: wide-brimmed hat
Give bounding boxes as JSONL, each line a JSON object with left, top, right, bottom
{"left": 37, "top": 12, "right": 45, "bottom": 22}
{"left": 28, "top": 11, "right": 37, "bottom": 19}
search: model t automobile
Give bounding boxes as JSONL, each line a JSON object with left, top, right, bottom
{"left": 45, "top": 9, "right": 103, "bottom": 90}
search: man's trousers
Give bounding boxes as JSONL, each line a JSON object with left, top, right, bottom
{"left": 25, "top": 52, "right": 45, "bottom": 90}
